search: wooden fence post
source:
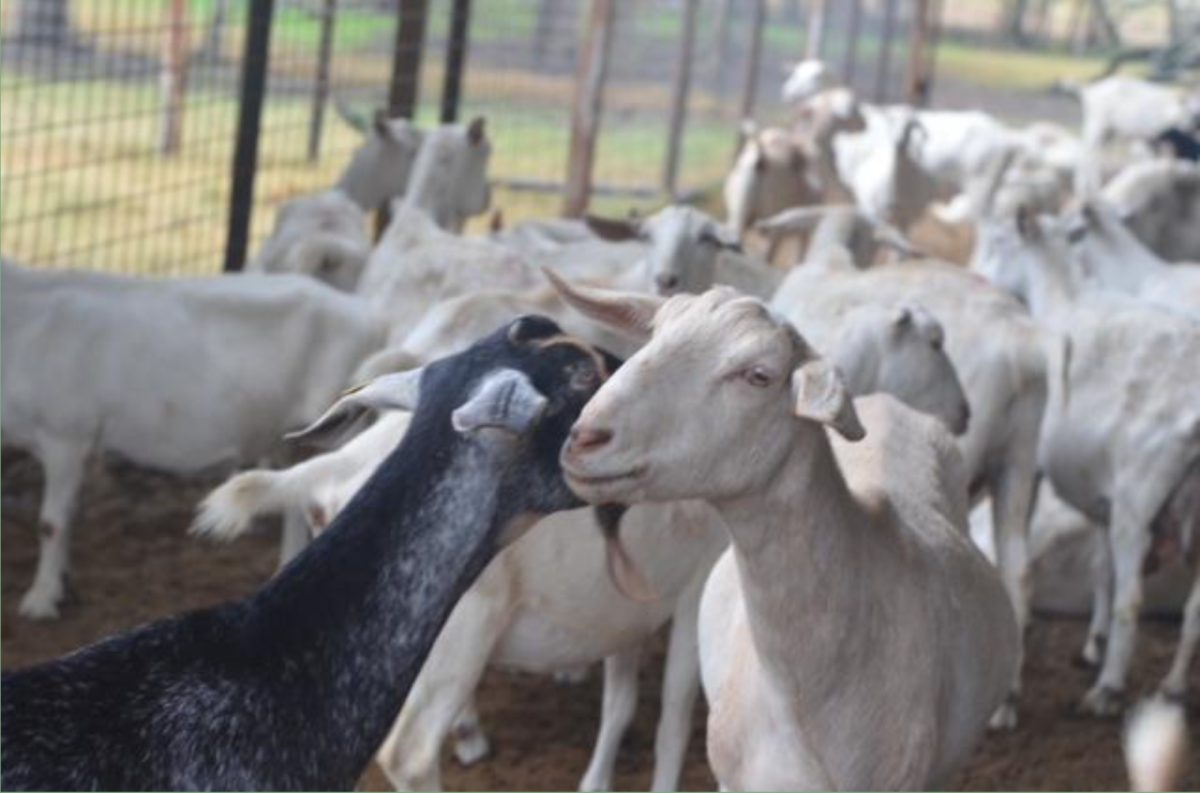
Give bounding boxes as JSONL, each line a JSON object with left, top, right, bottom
{"left": 905, "top": 0, "right": 932, "bottom": 106}
{"left": 158, "top": 0, "right": 190, "bottom": 156}
{"left": 223, "top": 0, "right": 275, "bottom": 272}
{"left": 562, "top": 0, "right": 616, "bottom": 217}
{"left": 663, "top": 0, "right": 698, "bottom": 198}
{"left": 307, "top": 0, "right": 337, "bottom": 162}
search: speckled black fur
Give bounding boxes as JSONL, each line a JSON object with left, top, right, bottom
{"left": 1, "top": 316, "right": 619, "bottom": 791}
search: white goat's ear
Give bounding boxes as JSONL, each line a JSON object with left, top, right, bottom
{"left": 543, "top": 268, "right": 662, "bottom": 341}
{"left": 698, "top": 226, "right": 742, "bottom": 252}
{"left": 451, "top": 369, "right": 547, "bottom": 436}
{"left": 584, "top": 213, "right": 642, "bottom": 242}
{"left": 467, "top": 116, "right": 487, "bottom": 146}
{"left": 791, "top": 358, "right": 866, "bottom": 441}
{"left": 287, "top": 369, "right": 422, "bottom": 447}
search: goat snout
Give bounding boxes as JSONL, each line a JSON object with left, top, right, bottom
{"left": 568, "top": 425, "right": 613, "bottom": 455}
{"left": 655, "top": 273, "right": 680, "bottom": 294}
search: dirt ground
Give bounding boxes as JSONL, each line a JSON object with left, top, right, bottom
{"left": 2, "top": 447, "right": 1197, "bottom": 792}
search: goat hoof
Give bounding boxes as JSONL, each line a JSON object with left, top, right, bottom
{"left": 19, "top": 587, "right": 62, "bottom": 620}
{"left": 988, "top": 696, "right": 1019, "bottom": 731}
{"left": 1079, "top": 684, "right": 1124, "bottom": 717}
{"left": 1074, "top": 635, "right": 1105, "bottom": 668}
{"left": 453, "top": 730, "right": 491, "bottom": 767}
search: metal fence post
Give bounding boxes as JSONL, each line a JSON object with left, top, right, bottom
{"left": 562, "top": 0, "right": 616, "bottom": 218}
{"left": 307, "top": 0, "right": 337, "bottom": 162}
{"left": 388, "top": 0, "right": 429, "bottom": 119}
{"left": 734, "top": 0, "right": 766, "bottom": 153}
{"left": 874, "top": 0, "right": 898, "bottom": 102}
{"left": 440, "top": 0, "right": 472, "bottom": 123}
{"left": 223, "top": 0, "right": 275, "bottom": 273}
{"left": 906, "top": 0, "right": 932, "bottom": 106}
{"left": 377, "top": 0, "right": 428, "bottom": 236}
{"left": 662, "top": 0, "right": 698, "bottom": 199}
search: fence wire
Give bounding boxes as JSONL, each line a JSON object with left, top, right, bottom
{"left": 9, "top": 1, "right": 1167, "bottom": 278}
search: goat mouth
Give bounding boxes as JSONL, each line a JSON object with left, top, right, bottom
{"left": 563, "top": 465, "right": 647, "bottom": 488}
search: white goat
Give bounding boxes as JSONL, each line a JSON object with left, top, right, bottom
{"left": 974, "top": 208, "right": 1200, "bottom": 712}
{"left": 848, "top": 114, "right": 939, "bottom": 232}
{"left": 723, "top": 124, "right": 821, "bottom": 254}
{"left": 334, "top": 109, "right": 425, "bottom": 211}
{"left": 1, "top": 261, "right": 385, "bottom": 618}
{"left": 554, "top": 283, "right": 1017, "bottom": 791}
{"left": 1101, "top": 159, "right": 1200, "bottom": 262}
{"left": 400, "top": 117, "right": 492, "bottom": 232}
{"left": 1066, "top": 200, "right": 1200, "bottom": 317}
{"left": 246, "top": 188, "right": 371, "bottom": 291}
{"left": 771, "top": 257, "right": 1057, "bottom": 729}
{"left": 357, "top": 204, "right": 536, "bottom": 347}
{"left": 1065, "top": 75, "right": 1194, "bottom": 192}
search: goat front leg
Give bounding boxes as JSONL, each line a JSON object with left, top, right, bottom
{"left": 650, "top": 579, "right": 704, "bottom": 791}
{"left": 20, "top": 435, "right": 90, "bottom": 620}
{"left": 578, "top": 645, "right": 642, "bottom": 792}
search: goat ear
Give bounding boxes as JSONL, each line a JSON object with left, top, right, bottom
{"left": 451, "top": 369, "right": 547, "bottom": 435}
{"left": 791, "top": 358, "right": 865, "bottom": 441}
{"left": 467, "top": 116, "right": 487, "bottom": 146}
{"left": 698, "top": 226, "right": 742, "bottom": 252}
{"left": 286, "top": 369, "right": 422, "bottom": 447}
{"left": 891, "top": 306, "right": 913, "bottom": 333}
{"left": 584, "top": 213, "right": 642, "bottom": 242}
{"left": 543, "top": 268, "right": 662, "bottom": 341}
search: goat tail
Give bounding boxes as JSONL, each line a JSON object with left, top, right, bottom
{"left": 191, "top": 469, "right": 289, "bottom": 541}
{"left": 1125, "top": 698, "right": 1188, "bottom": 792}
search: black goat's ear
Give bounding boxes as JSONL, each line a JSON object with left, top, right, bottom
{"left": 508, "top": 314, "right": 561, "bottom": 345}
{"left": 452, "top": 369, "right": 547, "bottom": 436}
{"left": 287, "top": 369, "right": 422, "bottom": 448}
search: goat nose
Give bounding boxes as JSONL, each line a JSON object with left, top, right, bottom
{"left": 570, "top": 425, "right": 613, "bottom": 454}
{"left": 655, "top": 274, "right": 679, "bottom": 293}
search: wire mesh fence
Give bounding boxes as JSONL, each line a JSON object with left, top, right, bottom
{"left": 8, "top": 1, "right": 1177, "bottom": 278}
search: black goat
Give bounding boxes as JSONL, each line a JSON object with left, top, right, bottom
{"left": 1, "top": 315, "right": 618, "bottom": 791}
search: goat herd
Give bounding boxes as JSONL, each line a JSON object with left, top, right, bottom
{"left": 1, "top": 58, "right": 1198, "bottom": 791}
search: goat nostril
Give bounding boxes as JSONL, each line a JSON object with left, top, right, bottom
{"left": 570, "top": 426, "right": 613, "bottom": 453}
{"left": 656, "top": 274, "right": 679, "bottom": 292}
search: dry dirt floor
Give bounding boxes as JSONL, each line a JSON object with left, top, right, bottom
{"left": 2, "top": 448, "right": 1197, "bottom": 792}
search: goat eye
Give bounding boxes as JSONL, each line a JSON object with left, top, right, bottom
{"left": 741, "top": 366, "right": 773, "bottom": 388}
{"left": 570, "top": 365, "right": 598, "bottom": 390}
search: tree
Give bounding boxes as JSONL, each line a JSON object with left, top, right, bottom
{"left": 11, "top": 0, "right": 77, "bottom": 46}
